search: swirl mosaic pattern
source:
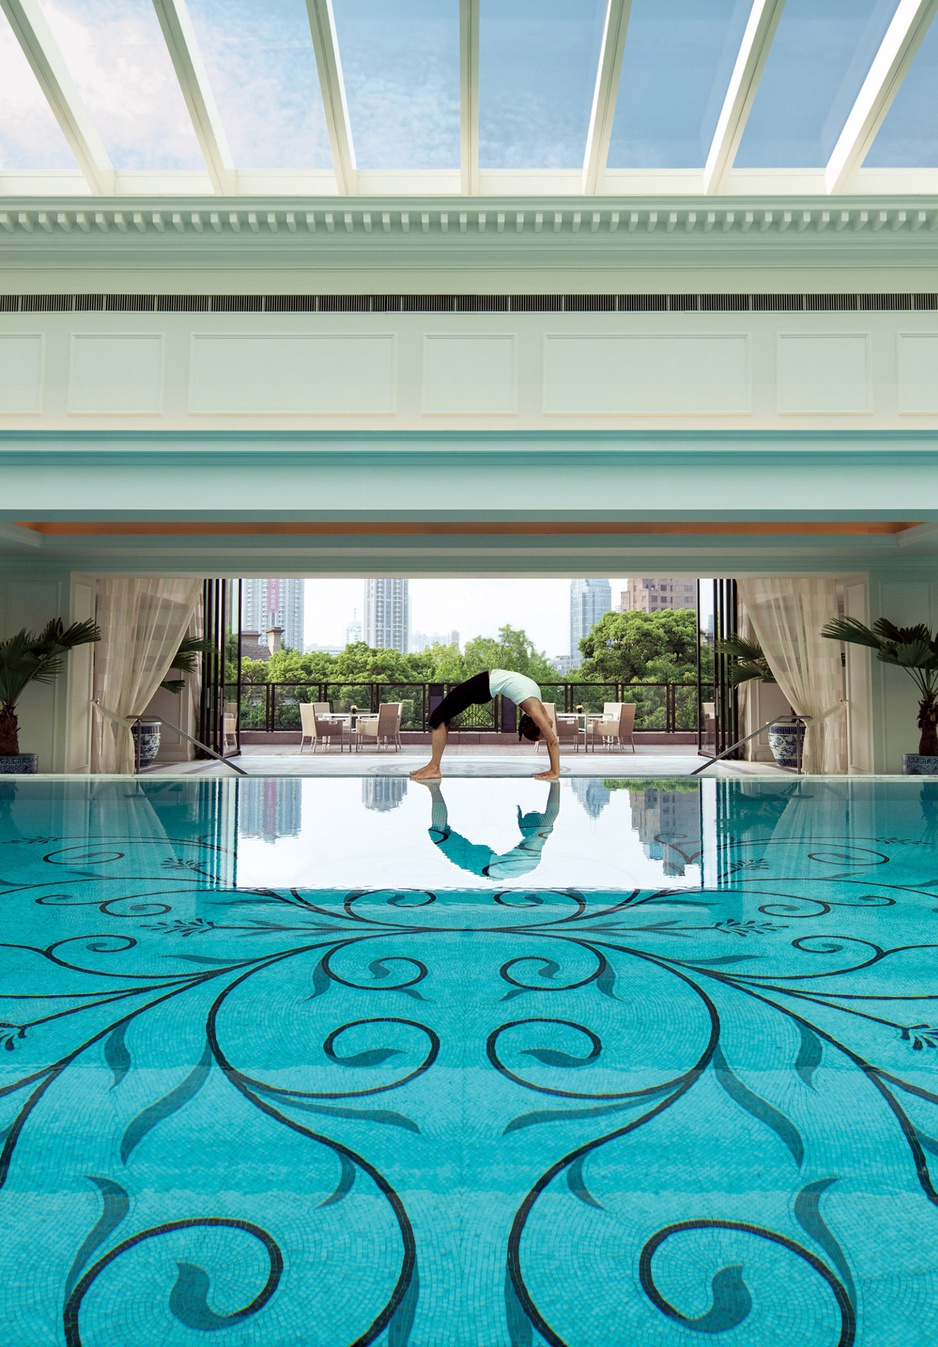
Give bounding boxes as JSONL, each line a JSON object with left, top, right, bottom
{"left": 1, "top": 777, "right": 938, "bottom": 1344}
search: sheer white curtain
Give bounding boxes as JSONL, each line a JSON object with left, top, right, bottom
{"left": 736, "top": 578, "right": 846, "bottom": 774}
{"left": 91, "top": 578, "right": 201, "bottom": 773}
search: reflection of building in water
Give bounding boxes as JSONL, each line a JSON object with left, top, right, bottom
{"left": 362, "top": 777, "right": 407, "bottom": 812}
{"left": 239, "top": 778, "right": 302, "bottom": 843}
{"left": 570, "top": 778, "right": 611, "bottom": 820}
{"left": 629, "top": 787, "right": 701, "bottom": 877}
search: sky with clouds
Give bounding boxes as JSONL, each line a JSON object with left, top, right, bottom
{"left": 4, "top": 0, "right": 934, "bottom": 174}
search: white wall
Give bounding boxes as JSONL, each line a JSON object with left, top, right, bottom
{"left": 0, "top": 306, "right": 936, "bottom": 435}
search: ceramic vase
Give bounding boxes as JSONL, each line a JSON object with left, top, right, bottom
{"left": 767, "top": 718, "right": 806, "bottom": 770}
{"left": 130, "top": 719, "right": 162, "bottom": 769}
{"left": 902, "top": 754, "right": 938, "bottom": 776}
{"left": 0, "top": 754, "right": 38, "bottom": 775}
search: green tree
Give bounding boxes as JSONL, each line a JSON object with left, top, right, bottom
{"left": 578, "top": 608, "right": 702, "bottom": 730}
{"left": 420, "top": 641, "right": 466, "bottom": 681}
{"left": 460, "top": 625, "right": 558, "bottom": 684}
{"left": 578, "top": 608, "right": 699, "bottom": 683}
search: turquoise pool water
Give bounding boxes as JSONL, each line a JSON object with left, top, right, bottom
{"left": 1, "top": 775, "right": 938, "bottom": 1345}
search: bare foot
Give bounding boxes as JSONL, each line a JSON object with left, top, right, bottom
{"left": 410, "top": 765, "right": 442, "bottom": 781}
{"left": 534, "top": 771, "right": 560, "bottom": 781}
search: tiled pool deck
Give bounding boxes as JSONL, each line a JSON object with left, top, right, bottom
{"left": 147, "top": 743, "right": 787, "bottom": 779}
{"left": 0, "top": 775, "right": 935, "bottom": 1344}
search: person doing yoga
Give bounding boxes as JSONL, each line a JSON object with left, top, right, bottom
{"left": 409, "top": 668, "right": 560, "bottom": 781}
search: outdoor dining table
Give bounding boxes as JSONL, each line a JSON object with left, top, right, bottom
{"left": 323, "top": 712, "right": 359, "bottom": 751}
{"left": 557, "top": 711, "right": 604, "bottom": 750}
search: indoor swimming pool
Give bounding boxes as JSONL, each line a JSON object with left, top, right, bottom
{"left": 1, "top": 774, "right": 937, "bottom": 1345}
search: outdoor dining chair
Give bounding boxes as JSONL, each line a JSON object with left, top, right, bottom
{"left": 355, "top": 702, "right": 403, "bottom": 751}
{"left": 586, "top": 703, "right": 636, "bottom": 753}
{"left": 299, "top": 702, "right": 348, "bottom": 752}
{"left": 537, "top": 703, "right": 580, "bottom": 752}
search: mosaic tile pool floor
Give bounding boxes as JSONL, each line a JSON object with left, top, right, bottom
{"left": 2, "top": 774, "right": 938, "bottom": 1345}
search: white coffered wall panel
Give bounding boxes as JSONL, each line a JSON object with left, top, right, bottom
{"left": 777, "top": 335, "right": 871, "bottom": 414}
{"left": 189, "top": 335, "right": 396, "bottom": 415}
{"left": 543, "top": 336, "right": 750, "bottom": 415}
{"left": 423, "top": 336, "right": 516, "bottom": 414}
{"left": 69, "top": 335, "right": 164, "bottom": 414}
{"left": 0, "top": 310, "right": 936, "bottom": 430}
{"left": 897, "top": 335, "right": 938, "bottom": 413}
{"left": 0, "top": 336, "right": 43, "bottom": 414}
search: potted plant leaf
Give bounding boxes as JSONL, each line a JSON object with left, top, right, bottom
{"left": 713, "top": 634, "right": 805, "bottom": 768}
{"left": 132, "top": 635, "right": 217, "bottom": 768}
{"left": 821, "top": 617, "right": 938, "bottom": 774}
{"left": 0, "top": 619, "right": 101, "bottom": 774}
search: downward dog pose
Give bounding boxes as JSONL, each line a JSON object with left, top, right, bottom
{"left": 409, "top": 668, "right": 560, "bottom": 780}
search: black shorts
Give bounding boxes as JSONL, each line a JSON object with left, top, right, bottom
{"left": 429, "top": 671, "right": 491, "bottom": 729}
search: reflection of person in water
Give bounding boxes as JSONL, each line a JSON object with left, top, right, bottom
{"left": 419, "top": 779, "right": 560, "bottom": 880}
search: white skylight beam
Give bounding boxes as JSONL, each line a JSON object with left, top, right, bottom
{"left": 305, "top": 0, "right": 357, "bottom": 194}
{"left": 460, "top": 0, "right": 479, "bottom": 194}
{"left": 703, "top": 0, "right": 786, "bottom": 195}
{"left": 152, "top": 0, "right": 235, "bottom": 193}
{"left": 0, "top": 0, "right": 114, "bottom": 192}
{"left": 582, "top": 0, "right": 631, "bottom": 194}
{"left": 826, "top": 0, "right": 938, "bottom": 193}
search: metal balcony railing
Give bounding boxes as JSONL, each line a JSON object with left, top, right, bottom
{"left": 230, "top": 681, "right": 714, "bottom": 735}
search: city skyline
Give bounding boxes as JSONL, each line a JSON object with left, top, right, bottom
{"left": 300, "top": 579, "right": 713, "bottom": 658}
{"left": 620, "top": 578, "right": 698, "bottom": 615}
{"left": 364, "top": 578, "right": 410, "bottom": 653}
{"left": 242, "top": 578, "right": 304, "bottom": 653}
{"left": 569, "top": 578, "right": 612, "bottom": 664}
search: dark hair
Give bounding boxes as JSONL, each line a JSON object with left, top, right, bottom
{"left": 518, "top": 712, "right": 541, "bottom": 743}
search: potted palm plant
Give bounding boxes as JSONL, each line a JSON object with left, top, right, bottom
{"left": 714, "top": 634, "right": 805, "bottom": 768}
{"left": 0, "top": 619, "right": 100, "bottom": 773}
{"left": 131, "top": 635, "right": 217, "bottom": 768}
{"left": 821, "top": 617, "right": 938, "bottom": 774}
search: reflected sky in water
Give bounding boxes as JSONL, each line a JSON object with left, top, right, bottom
{"left": 229, "top": 776, "right": 703, "bottom": 892}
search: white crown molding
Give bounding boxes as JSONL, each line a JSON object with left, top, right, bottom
{"left": 0, "top": 197, "right": 937, "bottom": 278}
{"left": 1, "top": 195, "right": 938, "bottom": 233}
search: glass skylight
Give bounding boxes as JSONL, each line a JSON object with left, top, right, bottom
{"left": 865, "top": 13, "right": 938, "bottom": 167}
{"left": 34, "top": 0, "right": 203, "bottom": 169}
{"left": 607, "top": 0, "right": 750, "bottom": 169}
{"left": 736, "top": 0, "right": 901, "bottom": 167}
{"left": 187, "top": 0, "right": 333, "bottom": 170}
{"left": 0, "top": 8, "right": 77, "bottom": 170}
{"left": 479, "top": 0, "right": 607, "bottom": 169}
{"left": 333, "top": 0, "right": 459, "bottom": 170}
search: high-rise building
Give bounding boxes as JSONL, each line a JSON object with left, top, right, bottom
{"left": 364, "top": 579, "right": 409, "bottom": 653}
{"left": 242, "top": 579, "right": 304, "bottom": 652}
{"left": 239, "top": 778, "right": 302, "bottom": 844}
{"left": 570, "top": 778, "right": 611, "bottom": 820}
{"left": 362, "top": 778, "right": 407, "bottom": 812}
{"left": 620, "top": 579, "right": 697, "bottom": 615}
{"left": 629, "top": 787, "right": 701, "bottom": 878}
{"left": 412, "top": 628, "right": 460, "bottom": 653}
{"left": 569, "top": 579, "right": 612, "bottom": 664}
{"left": 346, "top": 608, "right": 363, "bottom": 645}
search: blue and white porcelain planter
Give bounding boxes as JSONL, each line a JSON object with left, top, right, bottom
{"left": 0, "top": 754, "right": 38, "bottom": 774}
{"left": 768, "top": 718, "right": 806, "bottom": 770}
{"left": 130, "top": 719, "right": 162, "bottom": 769}
{"left": 903, "top": 753, "right": 938, "bottom": 776}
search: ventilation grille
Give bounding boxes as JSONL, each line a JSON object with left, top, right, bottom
{"left": 1, "top": 292, "right": 936, "bottom": 313}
